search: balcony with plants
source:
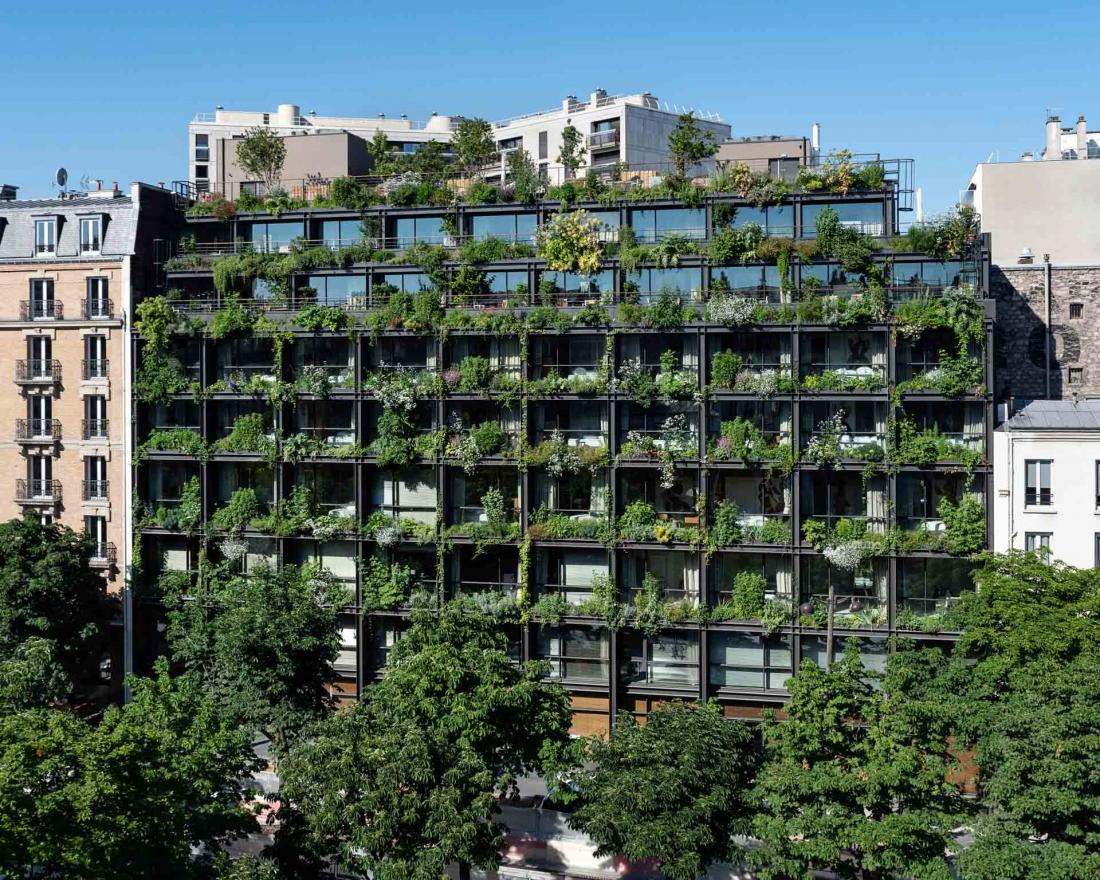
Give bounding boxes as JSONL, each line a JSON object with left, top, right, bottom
{"left": 531, "top": 547, "right": 612, "bottom": 610}
{"left": 709, "top": 472, "right": 792, "bottom": 548}
{"left": 442, "top": 337, "right": 522, "bottom": 395}
{"left": 798, "top": 554, "right": 890, "bottom": 630}
{"left": 362, "top": 468, "right": 438, "bottom": 545}
{"left": 895, "top": 557, "right": 976, "bottom": 632}
{"left": 210, "top": 336, "right": 277, "bottom": 392}
{"left": 363, "top": 391, "right": 439, "bottom": 467}
{"left": 448, "top": 543, "right": 521, "bottom": 613}
{"left": 616, "top": 470, "right": 701, "bottom": 546}
{"left": 286, "top": 398, "right": 359, "bottom": 459}
{"left": 706, "top": 401, "right": 793, "bottom": 468}
{"left": 616, "top": 339, "right": 700, "bottom": 406}
{"left": 445, "top": 470, "right": 521, "bottom": 546}
{"left": 895, "top": 473, "right": 986, "bottom": 554}
{"left": 137, "top": 400, "right": 203, "bottom": 459}
{"left": 798, "top": 330, "right": 887, "bottom": 393}
{"left": 799, "top": 471, "right": 888, "bottom": 548}
{"left": 529, "top": 401, "right": 608, "bottom": 454}
{"left": 528, "top": 464, "right": 610, "bottom": 542}
{"left": 443, "top": 403, "right": 520, "bottom": 468}
{"left": 209, "top": 406, "right": 276, "bottom": 460}
{"left": 291, "top": 336, "right": 355, "bottom": 393}
{"left": 708, "top": 554, "right": 793, "bottom": 628}
{"left": 621, "top": 552, "right": 703, "bottom": 624}
{"left": 363, "top": 334, "right": 435, "bottom": 377}
{"left": 528, "top": 334, "right": 607, "bottom": 396}
{"left": 361, "top": 550, "right": 437, "bottom": 613}
{"left": 706, "top": 334, "right": 793, "bottom": 394}
{"left": 617, "top": 405, "right": 698, "bottom": 478}
{"left": 895, "top": 305, "right": 986, "bottom": 398}
{"left": 139, "top": 463, "right": 201, "bottom": 534}
{"left": 708, "top": 630, "right": 794, "bottom": 692}
{"left": 892, "top": 402, "right": 986, "bottom": 470}
{"left": 209, "top": 464, "right": 275, "bottom": 533}
{"left": 799, "top": 401, "right": 887, "bottom": 466}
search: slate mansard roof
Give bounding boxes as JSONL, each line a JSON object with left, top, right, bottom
{"left": 0, "top": 194, "right": 138, "bottom": 262}
{"left": 1003, "top": 398, "right": 1100, "bottom": 431}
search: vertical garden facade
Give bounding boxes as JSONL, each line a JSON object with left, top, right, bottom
{"left": 134, "top": 165, "right": 992, "bottom": 730}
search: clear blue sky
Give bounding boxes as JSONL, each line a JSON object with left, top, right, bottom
{"left": 3, "top": 0, "right": 1098, "bottom": 213}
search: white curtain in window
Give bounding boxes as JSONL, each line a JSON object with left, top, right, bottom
{"left": 873, "top": 563, "right": 889, "bottom": 603}
{"left": 620, "top": 335, "right": 641, "bottom": 362}
{"left": 682, "top": 339, "right": 698, "bottom": 370}
{"left": 163, "top": 545, "right": 188, "bottom": 571}
{"left": 245, "top": 539, "right": 277, "bottom": 572}
{"left": 778, "top": 336, "right": 792, "bottom": 368}
{"left": 774, "top": 560, "right": 793, "bottom": 600}
{"left": 866, "top": 477, "right": 887, "bottom": 532}
{"left": 874, "top": 403, "right": 887, "bottom": 437}
{"left": 590, "top": 470, "right": 609, "bottom": 514}
{"left": 544, "top": 475, "right": 557, "bottom": 510}
{"left": 964, "top": 403, "right": 984, "bottom": 447}
{"left": 871, "top": 334, "right": 887, "bottom": 369}
{"left": 683, "top": 560, "right": 700, "bottom": 601}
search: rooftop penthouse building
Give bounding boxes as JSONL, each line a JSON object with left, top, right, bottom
{"left": 137, "top": 155, "right": 992, "bottom": 724}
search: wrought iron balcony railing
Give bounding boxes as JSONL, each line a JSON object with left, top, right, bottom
{"left": 82, "top": 419, "right": 109, "bottom": 440}
{"left": 82, "top": 299, "right": 114, "bottom": 319}
{"left": 15, "top": 479, "right": 61, "bottom": 503}
{"left": 20, "top": 300, "right": 62, "bottom": 320}
{"left": 16, "top": 418, "right": 60, "bottom": 441}
{"left": 83, "top": 479, "right": 109, "bottom": 500}
{"left": 15, "top": 359, "right": 61, "bottom": 383}
{"left": 82, "top": 359, "right": 109, "bottom": 380}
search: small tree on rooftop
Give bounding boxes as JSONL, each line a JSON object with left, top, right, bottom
{"left": 453, "top": 117, "right": 496, "bottom": 175}
{"left": 235, "top": 127, "right": 287, "bottom": 189}
{"left": 667, "top": 112, "right": 717, "bottom": 179}
{"left": 558, "top": 124, "right": 585, "bottom": 180}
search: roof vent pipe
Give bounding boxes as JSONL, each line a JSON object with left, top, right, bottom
{"left": 811, "top": 122, "right": 820, "bottom": 152}
{"left": 1078, "top": 115, "right": 1088, "bottom": 159}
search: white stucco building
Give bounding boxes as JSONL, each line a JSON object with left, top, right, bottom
{"left": 993, "top": 398, "right": 1100, "bottom": 567}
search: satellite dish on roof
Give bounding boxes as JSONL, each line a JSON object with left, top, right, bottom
{"left": 55, "top": 168, "right": 68, "bottom": 188}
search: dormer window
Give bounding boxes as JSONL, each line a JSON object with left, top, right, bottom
{"left": 79, "top": 216, "right": 102, "bottom": 254}
{"left": 34, "top": 219, "right": 56, "bottom": 256}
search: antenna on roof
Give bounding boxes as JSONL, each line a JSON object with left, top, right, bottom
{"left": 54, "top": 167, "right": 68, "bottom": 197}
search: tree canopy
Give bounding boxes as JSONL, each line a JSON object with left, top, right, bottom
{"left": 162, "top": 562, "right": 348, "bottom": 747}
{"left": 0, "top": 660, "right": 260, "bottom": 879}
{"left": 569, "top": 700, "right": 758, "bottom": 880}
{"left": 236, "top": 127, "right": 287, "bottom": 188}
{"left": 557, "top": 124, "right": 585, "bottom": 178}
{"left": 751, "top": 644, "right": 965, "bottom": 880}
{"left": 277, "top": 601, "right": 573, "bottom": 880}
{"left": 0, "top": 516, "right": 115, "bottom": 699}
{"left": 452, "top": 117, "right": 496, "bottom": 174}
{"left": 667, "top": 112, "right": 717, "bottom": 178}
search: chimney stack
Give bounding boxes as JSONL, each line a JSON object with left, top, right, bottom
{"left": 1045, "top": 115, "right": 1061, "bottom": 160}
{"left": 1077, "top": 115, "right": 1088, "bottom": 159}
{"left": 0, "top": 184, "right": 18, "bottom": 201}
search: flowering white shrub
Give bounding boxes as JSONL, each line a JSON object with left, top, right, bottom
{"left": 705, "top": 294, "right": 756, "bottom": 326}
{"left": 824, "top": 540, "right": 870, "bottom": 571}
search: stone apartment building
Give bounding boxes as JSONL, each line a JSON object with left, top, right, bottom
{"left": 0, "top": 181, "right": 176, "bottom": 687}
{"left": 968, "top": 113, "right": 1100, "bottom": 401}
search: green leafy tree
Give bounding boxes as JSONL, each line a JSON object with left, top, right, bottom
{"left": 557, "top": 124, "right": 585, "bottom": 179}
{"left": 0, "top": 660, "right": 260, "bottom": 879}
{"left": 0, "top": 516, "right": 115, "bottom": 696}
{"left": 667, "top": 112, "right": 717, "bottom": 179}
{"left": 932, "top": 552, "right": 1100, "bottom": 879}
{"left": 235, "top": 127, "right": 288, "bottom": 188}
{"left": 410, "top": 139, "right": 451, "bottom": 176}
{"left": 163, "top": 563, "right": 348, "bottom": 748}
{"left": 453, "top": 117, "right": 496, "bottom": 174}
{"left": 751, "top": 644, "right": 965, "bottom": 880}
{"left": 569, "top": 701, "right": 757, "bottom": 880}
{"left": 277, "top": 601, "right": 573, "bottom": 880}
{"left": 0, "top": 638, "right": 70, "bottom": 712}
